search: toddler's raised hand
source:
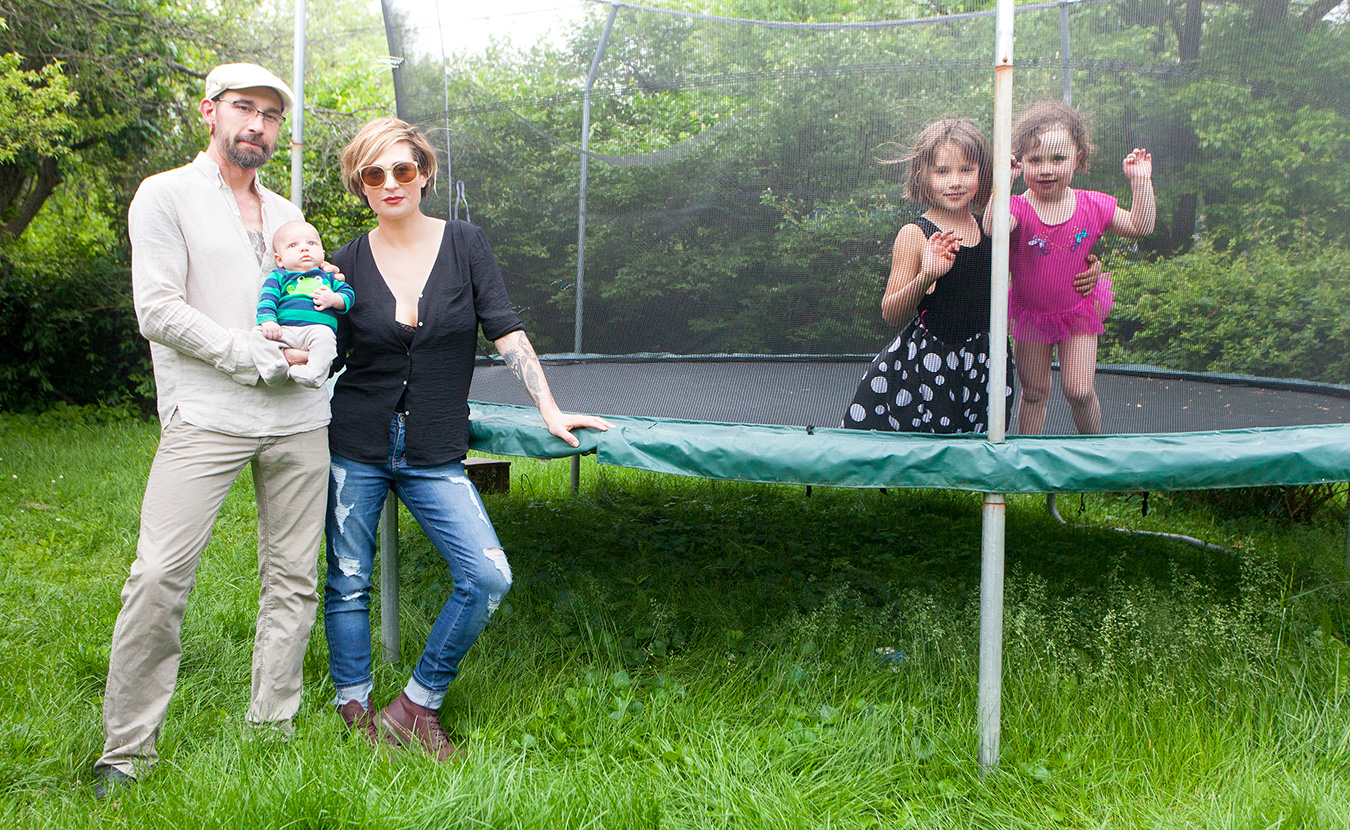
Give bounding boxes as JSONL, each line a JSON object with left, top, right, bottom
{"left": 920, "top": 229, "right": 961, "bottom": 280}
{"left": 1123, "top": 148, "right": 1152, "bottom": 181}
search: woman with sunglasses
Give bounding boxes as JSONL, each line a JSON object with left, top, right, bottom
{"left": 319, "top": 118, "right": 611, "bottom": 759}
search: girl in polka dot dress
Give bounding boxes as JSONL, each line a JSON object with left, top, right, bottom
{"left": 844, "top": 120, "right": 1039, "bottom": 434}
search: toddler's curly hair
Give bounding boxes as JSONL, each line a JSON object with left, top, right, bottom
{"left": 1012, "top": 101, "right": 1094, "bottom": 173}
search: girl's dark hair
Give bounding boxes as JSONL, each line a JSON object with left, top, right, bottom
{"left": 1012, "top": 101, "right": 1094, "bottom": 172}
{"left": 881, "top": 119, "right": 993, "bottom": 208}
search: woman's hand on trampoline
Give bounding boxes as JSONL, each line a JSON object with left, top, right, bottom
{"left": 1072, "top": 254, "right": 1102, "bottom": 296}
{"left": 541, "top": 409, "right": 614, "bottom": 448}
{"left": 494, "top": 329, "right": 614, "bottom": 448}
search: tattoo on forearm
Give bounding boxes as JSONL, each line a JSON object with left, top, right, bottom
{"left": 501, "top": 333, "right": 547, "bottom": 406}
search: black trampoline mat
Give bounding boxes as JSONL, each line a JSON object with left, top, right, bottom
{"left": 468, "top": 358, "right": 1350, "bottom": 435}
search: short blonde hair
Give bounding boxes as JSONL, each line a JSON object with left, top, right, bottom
{"left": 339, "top": 117, "right": 438, "bottom": 206}
{"left": 883, "top": 119, "right": 993, "bottom": 209}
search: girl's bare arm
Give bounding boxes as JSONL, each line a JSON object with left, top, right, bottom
{"left": 1108, "top": 149, "right": 1155, "bottom": 239}
{"left": 880, "top": 224, "right": 959, "bottom": 327}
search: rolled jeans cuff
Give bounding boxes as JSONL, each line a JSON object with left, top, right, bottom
{"left": 334, "top": 680, "right": 374, "bottom": 709}
{"left": 404, "top": 678, "right": 445, "bottom": 710}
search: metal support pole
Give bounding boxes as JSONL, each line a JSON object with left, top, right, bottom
{"left": 1059, "top": 0, "right": 1073, "bottom": 106}
{"left": 1344, "top": 492, "right": 1349, "bottom": 572}
{"left": 987, "top": 0, "right": 1014, "bottom": 446}
{"left": 571, "top": 454, "right": 581, "bottom": 493}
{"left": 575, "top": 4, "right": 618, "bottom": 354}
{"left": 978, "top": 0, "right": 1016, "bottom": 770}
{"left": 379, "top": 0, "right": 409, "bottom": 121}
{"left": 379, "top": 492, "right": 400, "bottom": 662}
{"left": 434, "top": 0, "right": 454, "bottom": 218}
{"left": 978, "top": 494, "right": 1007, "bottom": 767}
{"left": 289, "top": 0, "right": 306, "bottom": 208}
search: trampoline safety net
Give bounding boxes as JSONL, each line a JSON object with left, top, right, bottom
{"left": 377, "top": 0, "right": 1350, "bottom": 489}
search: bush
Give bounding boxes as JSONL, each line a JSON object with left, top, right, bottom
{"left": 1175, "top": 484, "right": 1348, "bottom": 523}
{"left": 0, "top": 253, "right": 152, "bottom": 413}
{"left": 1102, "top": 240, "right": 1350, "bottom": 385}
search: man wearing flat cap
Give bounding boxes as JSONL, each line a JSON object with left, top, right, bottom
{"left": 95, "top": 63, "right": 329, "bottom": 797}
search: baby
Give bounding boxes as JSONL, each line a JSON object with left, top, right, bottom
{"left": 256, "top": 220, "right": 354, "bottom": 388}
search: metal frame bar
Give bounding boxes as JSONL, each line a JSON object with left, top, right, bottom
{"left": 979, "top": 0, "right": 1016, "bottom": 769}
{"left": 289, "top": 0, "right": 306, "bottom": 208}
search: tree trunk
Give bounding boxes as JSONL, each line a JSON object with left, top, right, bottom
{"left": 0, "top": 157, "right": 61, "bottom": 241}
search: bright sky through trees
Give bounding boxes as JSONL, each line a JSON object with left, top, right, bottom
{"left": 393, "top": 0, "right": 590, "bottom": 58}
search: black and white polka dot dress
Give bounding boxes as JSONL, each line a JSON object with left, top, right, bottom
{"left": 842, "top": 217, "right": 1014, "bottom": 435}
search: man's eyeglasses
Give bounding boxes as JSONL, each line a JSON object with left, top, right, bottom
{"left": 359, "top": 162, "right": 421, "bottom": 188}
{"left": 218, "top": 98, "right": 284, "bottom": 127}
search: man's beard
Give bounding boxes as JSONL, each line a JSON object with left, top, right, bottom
{"left": 222, "top": 133, "right": 274, "bottom": 170}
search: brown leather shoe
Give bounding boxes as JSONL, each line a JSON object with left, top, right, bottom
{"left": 338, "top": 700, "right": 379, "bottom": 745}
{"left": 378, "top": 691, "right": 459, "bottom": 761}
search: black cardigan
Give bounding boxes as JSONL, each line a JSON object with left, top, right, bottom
{"left": 329, "top": 221, "right": 525, "bottom": 466}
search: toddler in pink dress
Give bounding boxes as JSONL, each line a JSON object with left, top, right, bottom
{"left": 995, "top": 102, "right": 1156, "bottom": 435}
{"left": 1009, "top": 189, "right": 1117, "bottom": 345}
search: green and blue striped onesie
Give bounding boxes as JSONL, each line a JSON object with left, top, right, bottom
{"left": 256, "top": 268, "right": 355, "bottom": 330}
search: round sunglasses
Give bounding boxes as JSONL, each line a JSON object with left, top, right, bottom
{"left": 359, "top": 161, "right": 420, "bottom": 188}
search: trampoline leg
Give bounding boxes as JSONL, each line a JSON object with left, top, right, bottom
{"left": 379, "top": 492, "right": 400, "bottom": 664}
{"left": 1046, "top": 492, "right": 1064, "bottom": 523}
{"left": 571, "top": 455, "right": 580, "bottom": 494}
{"left": 1344, "top": 493, "right": 1350, "bottom": 572}
{"left": 978, "top": 492, "right": 1007, "bottom": 768}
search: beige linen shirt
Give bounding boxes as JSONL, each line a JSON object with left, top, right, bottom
{"left": 130, "top": 153, "right": 330, "bottom": 437}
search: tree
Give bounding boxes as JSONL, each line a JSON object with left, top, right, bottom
{"left": 0, "top": 0, "right": 213, "bottom": 243}
{"left": 0, "top": 21, "right": 77, "bottom": 165}
{"left": 0, "top": 0, "right": 394, "bottom": 411}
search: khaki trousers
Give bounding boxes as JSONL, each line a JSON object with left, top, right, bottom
{"left": 98, "top": 413, "right": 328, "bottom": 775}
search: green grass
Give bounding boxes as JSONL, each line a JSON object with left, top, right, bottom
{"left": 2, "top": 407, "right": 1349, "bottom": 828}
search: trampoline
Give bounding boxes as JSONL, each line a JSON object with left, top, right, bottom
{"left": 472, "top": 356, "right": 1350, "bottom": 435}
{"left": 368, "top": 0, "right": 1350, "bottom": 767}
{"left": 463, "top": 356, "right": 1350, "bottom": 494}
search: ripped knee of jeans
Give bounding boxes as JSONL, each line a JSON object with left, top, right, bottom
{"left": 331, "top": 466, "right": 353, "bottom": 535}
{"left": 483, "top": 547, "right": 511, "bottom": 615}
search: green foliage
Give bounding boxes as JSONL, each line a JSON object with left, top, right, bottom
{"left": 0, "top": 234, "right": 149, "bottom": 413}
{"left": 0, "top": 47, "right": 77, "bottom": 164}
{"left": 0, "top": 0, "right": 392, "bottom": 412}
{"left": 0, "top": 0, "right": 208, "bottom": 241}
{"left": 1102, "top": 240, "right": 1350, "bottom": 384}
{"left": 250, "top": 0, "right": 394, "bottom": 250}
{"left": 1195, "top": 101, "right": 1350, "bottom": 248}
{"left": 1175, "top": 483, "right": 1348, "bottom": 523}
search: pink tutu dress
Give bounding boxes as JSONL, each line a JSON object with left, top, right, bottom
{"left": 1008, "top": 189, "right": 1117, "bottom": 344}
